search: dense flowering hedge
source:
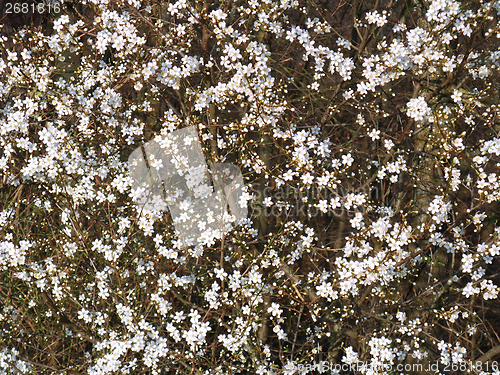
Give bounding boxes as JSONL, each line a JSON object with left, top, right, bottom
{"left": 1, "top": 0, "right": 500, "bottom": 373}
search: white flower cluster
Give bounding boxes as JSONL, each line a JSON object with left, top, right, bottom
{"left": 0, "top": 239, "right": 31, "bottom": 269}
{"left": 406, "top": 96, "right": 432, "bottom": 122}
{"left": 426, "top": 0, "right": 460, "bottom": 25}
{"left": 366, "top": 10, "right": 389, "bottom": 27}
{"left": 0, "top": 347, "right": 31, "bottom": 373}
{"left": 428, "top": 196, "right": 452, "bottom": 224}
{"left": 1, "top": 0, "right": 500, "bottom": 373}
